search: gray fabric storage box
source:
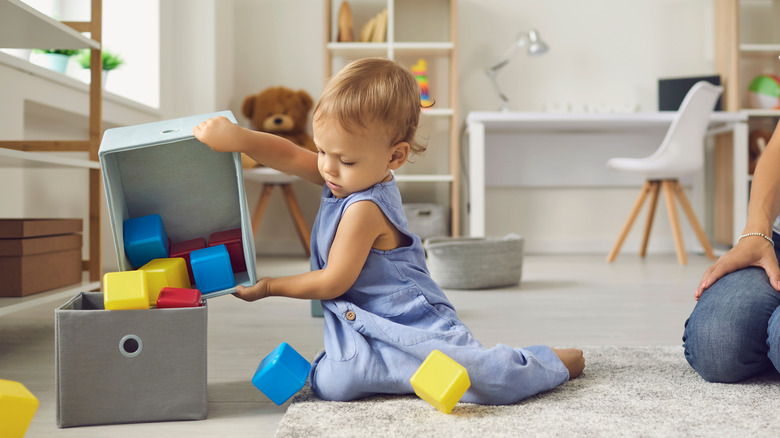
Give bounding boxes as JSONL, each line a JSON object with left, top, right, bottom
{"left": 98, "top": 111, "right": 257, "bottom": 299}
{"left": 403, "top": 203, "right": 448, "bottom": 240}
{"left": 424, "top": 234, "right": 524, "bottom": 290}
{"left": 55, "top": 292, "right": 207, "bottom": 427}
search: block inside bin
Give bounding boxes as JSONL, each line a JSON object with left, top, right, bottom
{"left": 99, "top": 111, "right": 257, "bottom": 298}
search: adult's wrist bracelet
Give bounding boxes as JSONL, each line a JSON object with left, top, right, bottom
{"left": 738, "top": 232, "right": 774, "bottom": 247}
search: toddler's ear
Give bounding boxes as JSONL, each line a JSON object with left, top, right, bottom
{"left": 388, "top": 142, "right": 410, "bottom": 169}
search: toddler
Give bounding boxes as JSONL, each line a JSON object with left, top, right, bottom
{"left": 193, "top": 57, "right": 584, "bottom": 404}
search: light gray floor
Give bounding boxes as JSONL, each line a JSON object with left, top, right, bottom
{"left": 2, "top": 253, "right": 712, "bottom": 437}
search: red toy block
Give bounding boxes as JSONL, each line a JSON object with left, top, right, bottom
{"left": 208, "top": 228, "right": 246, "bottom": 273}
{"left": 170, "top": 237, "right": 207, "bottom": 284}
{"left": 156, "top": 287, "right": 202, "bottom": 308}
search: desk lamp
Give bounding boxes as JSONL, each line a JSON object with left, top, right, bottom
{"left": 485, "top": 29, "right": 549, "bottom": 112}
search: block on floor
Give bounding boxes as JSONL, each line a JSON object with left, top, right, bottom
{"left": 410, "top": 349, "right": 470, "bottom": 414}
{"left": 252, "top": 342, "right": 311, "bottom": 405}
{"left": 0, "top": 379, "right": 39, "bottom": 438}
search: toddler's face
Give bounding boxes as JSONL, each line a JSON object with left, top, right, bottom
{"left": 312, "top": 118, "right": 395, "bottom": 198}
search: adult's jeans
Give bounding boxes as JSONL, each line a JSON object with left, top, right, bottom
{"left": 683, "top": 232, "right": 780, "bottom": 382}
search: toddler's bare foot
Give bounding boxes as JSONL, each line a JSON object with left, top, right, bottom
{"left": 552, "top": 348, "right": 585, "bottom": 379}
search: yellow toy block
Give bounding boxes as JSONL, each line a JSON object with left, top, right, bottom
{"left": 0, "top": 379, "right": 39, "bottom": 438}
{"left": 409, "top": 350, "right": 470, "bottom": 414}
{"left": 138, "top": 258, "right": 190, "bottom": 305}
{"left": 103, "top": 270, "right": 150, "bottom": 310}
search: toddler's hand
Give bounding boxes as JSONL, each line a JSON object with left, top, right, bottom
{"left": 552, "top": 348, "right": 585, "bottom": 379}
{"left": 233, "top": 277, "right": 272, "bottom": 302}
{"left": 193, "top": 116, "right": 239, "bottom": 152}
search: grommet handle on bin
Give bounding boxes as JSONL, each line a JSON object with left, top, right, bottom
{"left": 119, "top": 334, "right": 143, "bottom": 358}
{"left": 160, "top": 128, "right": 180, "bottom": 134}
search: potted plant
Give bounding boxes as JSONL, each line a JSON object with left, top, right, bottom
{"left": 77, "top": 49, "right": 125, "bottom": 87}
{"left": 30, "top": 49, "right": 79, "bottom": 73}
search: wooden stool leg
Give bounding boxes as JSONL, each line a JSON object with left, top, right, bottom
{"left": 672, "top": 180, "right": 716, "bottom": 260}
{"left": 281, "top": 184, "right": 311, "bottom": 257}
{"left": 251, "top": 184, "right": 275, "bottom": 235}
{"left": 662, "top": 180, "right": 687, "bottom": 265}
{"left": 639, "top": 181, "right": 661, "bottom": 257}
{"left": 607, "top": 180, "right": 652, "bottom": 262}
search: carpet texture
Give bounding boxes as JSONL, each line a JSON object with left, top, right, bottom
{"left": 275, "top": 345, "right": 780, "bottom": 437}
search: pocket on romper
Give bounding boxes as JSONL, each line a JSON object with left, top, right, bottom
{"left": 365, "top": 287, "right": 459, "bottom": 346}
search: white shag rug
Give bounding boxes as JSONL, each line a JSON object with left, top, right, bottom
{"left": 274, "top": 345, "right": 780, "bottom": 437}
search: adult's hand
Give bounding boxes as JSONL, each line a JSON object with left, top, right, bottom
{"left": 695, "top": 236, "right": 780, "bottom": 300}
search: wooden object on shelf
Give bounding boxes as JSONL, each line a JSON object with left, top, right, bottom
{"left": 0, "top": 218, "right": 83, "bottom": 297}
{"left": 0, "top": 0, "right": 103, "bottom": 282}
{"left": 324, "top": 0, "right": 460, "bottom": 236}
{"left": 337, "top": 1, "right": 354, "bottom": 42}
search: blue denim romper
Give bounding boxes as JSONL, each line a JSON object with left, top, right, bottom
{"left": 308, "top": 178, "right": 569, "bottom": 405}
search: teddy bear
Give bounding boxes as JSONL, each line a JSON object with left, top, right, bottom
{"left": 241, "top": 86, "right": 317, "bottom": 168}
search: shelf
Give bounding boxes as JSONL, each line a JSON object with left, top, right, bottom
{"left": 741, "top": 109, "right": 780, "bottom": 117}
{"left": 327, "top": 42, "right": 389, "bottom": 57}
{"left": 740, "top": 43, "right": 780, "bottom": 54}
{"left": 0, "top": 147, "right": 99, "bottom": 169}
{"left": 0, "top": 279, "right": 100, "bottom": 317}
{"left": 394, "top": 174, "right": 454, "bottom": 183}
{"left": 0, "top": 0, "right": 100, "bottom": 50}
{"left": 421, "top": 108, "right": 454, "bottom": 116}
{"left": 393, "top": 42, "right": 454, "bottom": 53}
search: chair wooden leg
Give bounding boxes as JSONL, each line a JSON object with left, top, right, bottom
{"left": 607, "top": 180, "right": 652, "bottom": 262}
{"left": 281, "top": 184, "right": 311, "bottom": 257}
{"left": 251, "top": 184, "right": 275, "bottom": 235}
{"left": 639, "top": 181, "right": 661, "bottom": 257}
{"left": 672, "top": 180, "right": 716, "bottom": 260}
{"left": 662, "top": 180, "right": 687, "bottom": 265}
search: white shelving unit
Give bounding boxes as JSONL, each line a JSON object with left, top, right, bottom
{"left": 0, "top": 0, "right": 103, "bottom": 309}
{"left": 323, "top": 0, "right": 461, "bottom": 235}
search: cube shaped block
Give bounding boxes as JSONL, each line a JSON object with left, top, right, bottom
{"left": 170, "top": 237, "right": 207, "bottom": 284}
{"left": 209, "top": 228, "right": 246, "bottom": 273}
{"left": 123, "top": 214, "right": 169, "bottom": 269}
{"left": 103, "top": 270, "right": 150, "bottom": 310}
{"left": 0, "top": 379, "right": 39, "bottom": 438}
{"left": 157, "top": 287, "right": 202, "bottom": 308}
{"left": 410, "top": 350, "right": 470, "bottom": 414}
{"left": 190, "top": 244, "right": 235, "bottom": 294}
{"left": 252, "top": 342, "right": 311, "bottom": 405}
{"left": 139, "top": 258, "right": 191, "bottom": 306}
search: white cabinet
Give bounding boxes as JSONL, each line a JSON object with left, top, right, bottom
{"left": 0, "top": 0, "right": 103, "bottom": 294}
{"left": 323, "top": 0, "right": 461, "bottom": 235}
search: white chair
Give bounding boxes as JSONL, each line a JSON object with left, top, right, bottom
{"left": 606, "top": 81, "right": 722, "bottom": 265}
{"left": 242, "top": 167, "right": 311, "bottom": 257}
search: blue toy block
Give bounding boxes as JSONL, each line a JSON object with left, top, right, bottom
{"left": 252, "top": 342, "right": 311, "bottom": 405}
{"left": 190, "top": 244, "right": 235, "bottom": 294}
{"left": 123, "top": 214, "right": 170, "bottom": 269}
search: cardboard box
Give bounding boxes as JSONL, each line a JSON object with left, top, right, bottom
{"left": 98, "top": 111, "right": 257, "bottom": 298}
{"left": 55, "top": 292, "right": 207, "bottom": 427}
{"left": 0, "top": 219, "right": 83, "bottom": 297}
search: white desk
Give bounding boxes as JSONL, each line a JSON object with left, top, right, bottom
{"left": 466, "top": 111, "right": 749, "bottom": 244}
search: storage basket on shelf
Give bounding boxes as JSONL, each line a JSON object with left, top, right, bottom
{"left": 424, "top": 234, "right": 524, "bottom": 290}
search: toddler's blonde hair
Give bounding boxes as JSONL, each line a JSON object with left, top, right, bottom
{"left": 314, "top": 57, "right": 426, "bottom": 155}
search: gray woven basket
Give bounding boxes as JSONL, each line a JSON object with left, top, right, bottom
{"left": 424, "top": 234, "right": 524, "bottom": 290}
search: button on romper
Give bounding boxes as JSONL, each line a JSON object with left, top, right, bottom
{"left": 309, "top": 178, "right": 569, "bottom": 405}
